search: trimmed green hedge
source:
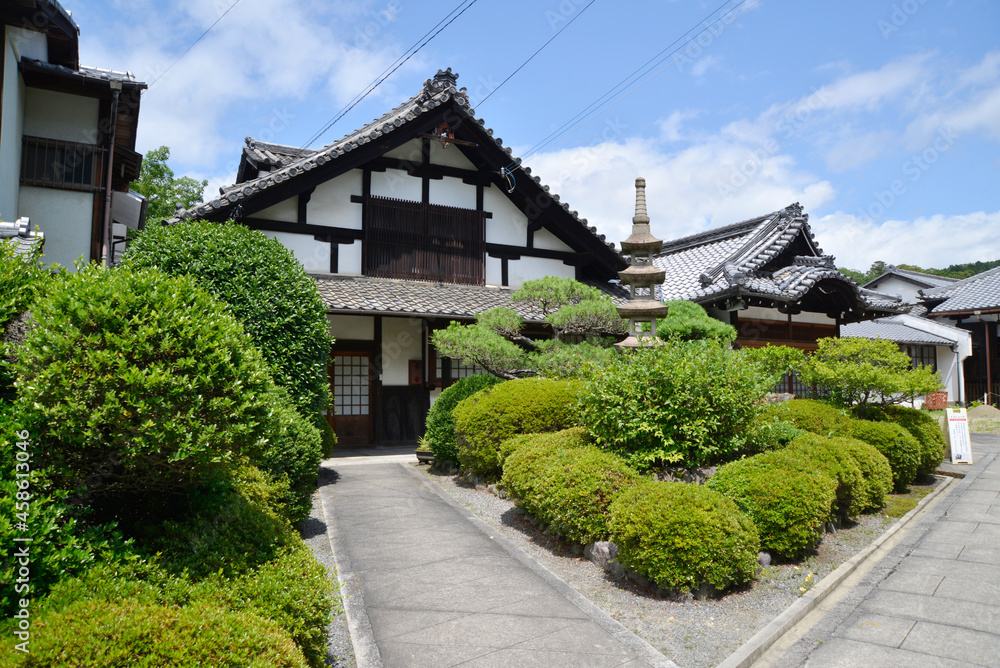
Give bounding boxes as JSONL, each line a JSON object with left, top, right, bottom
{"left": 840, "top": 420, "right": 920, "bottom": 492}
{"left": 501, "top": 430, "right": 637, "bottom": 544}
{"left": 707, "top": 452, "right": 836, "bottom": 560}
{"left": 424, "top": 374, "right": 504, "bottom": 466}
{"left": 832, "top": 435, "right": 893, "bottom": 512}
{"left": 454, "top": 378, "right": 580, "bottom": 479}
{"left": 877, "top": 405, "right": 946, "bottom": 478}
{"left": 609, "top": 479, "right": 760, "bottom": 593}
{"left": 784, "top": 432, "right": 866, "bottom": 519}
{"left": 17, "top": 600, "right": 308, "bottom": 667}
{"left": 764, "top": 399, "right": 846, "bottom": 434}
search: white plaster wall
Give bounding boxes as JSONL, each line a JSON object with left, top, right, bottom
{"left": 865, "top": 276, "right": 922, "bottom": 303}
{"left": 256, "top": 196, "right": 298, "bottom": 224}
{"left": 8, "top": 27, "right": 46, "bottom": 62}
{"left": 1, "top": 31, "right": 24, "bottom": 222}
{"left": 308, "top": 169, "right": 362, "bottom": 228}
{"left": 382, "top": 317, "right": 423, "bottom": 386}
{"left": 328, "top": 314, "right": 375, "bottom": 341}
{"left": 483, "top": 184, "right": 528, "bottom": 245}
{"left": 18, "top": 186, "right": 93, "bottom": 268}
{"left": 508, "top": 256, "right": 574, "bottom": 288}
{"left": 22, "top": 88, "right": 98, "bottom": 144}
{"left": 430, "top": 140, "right": 476, "bottom": 169}
{"left": 371, "top": 169, "right": 421, "bottom": 201}
{"left": 384, "top": 139, "right": 423, "bottom": 164}
{"left": 429, "top": 388, "right": 442, "bottom": 406}
{"left": 485, "top": 255, "right": 503, "bottom": 286}
{"left": 533, "top": 227, "right": 572, "bottom": 252}
{"left": 428, "top": 175, "right": 475, "bottom": 209}
{"left": 792, "top": 311, "right": 837, "bottom": 325}
{"left": 935, "top": 345, "right": 961, "bottom": 402}
{"left": 741, "top": 306, "right": 834, "bottom": 325}
{"left": 339, "top": 240, "right": 362, "bottom": 274}
{"left": 265, "top": 231, "right": 330, "bottom": 273}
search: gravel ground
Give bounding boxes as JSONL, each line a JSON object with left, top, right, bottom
{"left": 418, "top": 464, "right": 937, "bottom": 668}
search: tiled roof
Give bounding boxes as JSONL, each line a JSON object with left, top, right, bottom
{"left": 920, "top": 265, "right": 1000, "bottom": 314}
{"left": 242, "top": 138, "right": 317, "bottom": 170}
{"left": 169, "top": 68, "right": 618, "bottom": 255}
{"left": 864, "top": 265, "right": 957, "bottom": 291}
{"left": 1, "top": 219, "right": 44, "bottom": 258}
{"left": 653, "top": 204, "right": 904, "bottom": 314}
{"left": 841, "top": 319, "right": 953, "bottom": 346}
{"left": 21, "top": 59, "right": 144, "bottom": 86}
{"left": 312, "top": 275, "right": 624, "bottom": 321}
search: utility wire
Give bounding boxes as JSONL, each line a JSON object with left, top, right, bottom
{"left": 476, "top": 0, "right": 600, "bottom": 108}
{"left": 148, "top": 0, "right": 245, "bottom": 89}
{"left": 520, "top": 0, "right": 756, "bottom": 162}
{"left": 301, "top": 0, "right": 481, "bottom": 149}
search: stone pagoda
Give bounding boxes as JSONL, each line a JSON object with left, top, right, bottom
{"left": 614, "top": 177, "right": 669, "bottom": 349}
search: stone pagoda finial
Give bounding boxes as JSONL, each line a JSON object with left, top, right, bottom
{"left": 614, "top": 178, "right": 669, "bottom": 350}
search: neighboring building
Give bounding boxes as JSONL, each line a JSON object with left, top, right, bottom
{"left": 653, "top": 203, "right": 906, "bottom": 353}
{"left": 169, "top": 68, "right": 627, "bottom": 445}
{"left": 864, "top": 265, "right": 958, "bottom": 308}
{"left": 918, "top": 267, "right": 1000, "bottom": 405}
{"left": 1, "top": 0, "right": 147, "bottom": 268}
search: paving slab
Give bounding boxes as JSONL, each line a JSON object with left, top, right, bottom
{"left": 317, "top": 460, "right": 674, "bottom": 668}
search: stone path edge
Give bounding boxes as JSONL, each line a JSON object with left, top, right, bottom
{"left": 401, "top": 463, "right": 679, "bottom": 668}
{"left": 318, "top": 474, "right": 384, "bottom": 668}
{"left": 716, "top": 474, "right": 957, "bottom": 668}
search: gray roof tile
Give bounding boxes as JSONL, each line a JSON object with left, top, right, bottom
{"left": 841, "top": 319, "right": 952, "bottom": 345}
{"left": 920, "top": 266, "right": 1000, "bottom": 314}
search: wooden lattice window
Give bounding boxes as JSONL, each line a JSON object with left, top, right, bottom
{"left": 364, "top": 195, "right": 484, "bottom": 285}
{"left": 21, "top": 136, "right": 103, "bottom": 192}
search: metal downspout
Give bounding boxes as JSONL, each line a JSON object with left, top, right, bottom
{"left": 101, "top": 85, "right": 121, "bottom": 265}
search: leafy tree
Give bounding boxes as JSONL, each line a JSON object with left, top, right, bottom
{"left": 656, "top": 300, "right": 736, "bottom": 343}
{"left": 130, "top": 146, "right": 208, "bottom": 223}
{"left": 432, "top": 276, "right": 627, "bottom": 380}
{"left": 799, "top": 337, "right": 941, "bottom": 415}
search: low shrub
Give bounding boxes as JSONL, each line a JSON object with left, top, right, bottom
{"left": 16, "top": 600, "right": 308, "bottom": 667}
{"left": 608, "top": 479, "right": 760, "bottom": 593}
{"left": 501, "top": 432, "right": 637, "bottom": 544}
{"left": 579, "top": 341, "right": 772, "bottom": 470}
{"left": 255, "top": 387, "right": 325, "bottom": 523}
{"left": 497, "top": 426, "right": 589, "bottom": 464}
{"left": 877, "top": 406, "right": 946, "bottom": 479}
{"left": 425, "top": 374, "right": 504, "bottom": 466}
{"left": 784, "top": 433, "right": 866, "bottom": 519}
{"left": 316, "top": 417, "right": 338, "bottom": 457}
{"left": 743, "top": 417, "right": 803, "bottom": 455}
{"left": 832, "top": 435, "right": 893, "bottom": 512}
{"left": 453, "top": 378, "right": 580, "bottom": 479}
{"left": 764, "top": 399, "right": 846, "bottom": 435}
{"left": 707, "top": 453, "right": 837, "bottom": 560}
{"left": 840, "top": 420, "right": 920, "bottom": 492}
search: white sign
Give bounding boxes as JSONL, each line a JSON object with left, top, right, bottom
{"left": 946, "top": 408, "right": 973, "bottom": 465}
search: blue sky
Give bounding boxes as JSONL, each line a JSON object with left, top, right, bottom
{"left": 75, "top": 0, "right": 1000, "bottom": 271}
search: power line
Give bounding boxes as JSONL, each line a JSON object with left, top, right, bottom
{"left": 520, "top": 0, "right": 757, "bottom": 162}
{"left": 148, "top": 0, "right": 245, "bottom": 89}
{"left": 476, "top": 0, "right": 600, "bottom": 108}
{"left": 301, "top": 0, "right": 481, "bottom": 149}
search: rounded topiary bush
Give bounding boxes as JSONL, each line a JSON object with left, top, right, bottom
{"left": 832, "top": 435, "right": 893, "bottom": 512}
{"left": 784, "top": 432, "right": 866, "bottom": 519}
{"left": 707, "top": 453, "right": 837, "bottom": 560}
{"left": 424, "top": 374, "right": 504, "bottom": 466}
{"left": 764, "top": 398, "right": 846, "bottom": 435}
{"left": 501, "top": 432, "right": 637, "bottom": 544}
{"left": 609, "top": 479, "right": 760, "bottom": 593}
{"left": 840, "top": 419, "right": 920, "bottom": 492}
{"left": 123, "top": 219, "right": 333, "bottom": 417}
{"left": 877, "top": 405, "right": 946, "bottom": 479}
{"left": 18, "top": 600, "right": 308, "bottom": 667}
{"left": 13, "top": 266, "right": 275, "bottom": 502}
{"left": 453, "top": 378, "right": 580, "bottom": 479}
{"left": 497, "top": 426, "right": 589, "bottom": 464}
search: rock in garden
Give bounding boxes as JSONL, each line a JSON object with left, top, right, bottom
{"left": 758, "top": 551, "right": 772, "bottom": 568}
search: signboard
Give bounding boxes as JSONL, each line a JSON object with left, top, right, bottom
{"left": 946, "top": 408, "right": 973, "bottom": 464}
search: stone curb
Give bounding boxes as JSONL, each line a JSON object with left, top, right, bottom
{"left": 716, "top": 475, "right": 956, "bottom": 668}
{"left": 318, "top": 475, "right": 383, "bottom": 668}
{"left": 402, "top": 463, "right": 679, "bottom": 668}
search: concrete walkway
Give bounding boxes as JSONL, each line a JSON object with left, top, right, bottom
{"left": 761, "top": 434, "right": 1000, "bottom": 668}
{"left": 317, "top": 457, "right": 674, "bottom": 668}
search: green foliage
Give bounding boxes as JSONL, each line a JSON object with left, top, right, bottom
{"left": 828, "top": 435, "right": 893, "bottom": 512}
{"left": 501, "top": 431, "right": 637, "bottom": 544}
{"left": 497, "top": 426, "right": 590, "bottom": 462}
{"left": 316, "top": 417, "right": 338, "bottom": 457}
{"left": 578, "top": 340, "right": 773, "bottom": 470}
{"left": 432, "top": 319, "right": 532, "bottom": 380}
{"left": 530, "top": 339, "right": 617, "bottom": 379}
{"left": 510, "top": 275, "right": 604, "bottom": 316}
{"left": 656, "top": 300, "right": 736, "bottom": 343}
{"left": 0, "top": 239, "right": 52, "bottom": 399}
{"left": 764, "top": 398, "right": 848, "bottom": 434}
{"left": 129, "top": 146, "right": 208, "bottom": 224}
{"left": 840, "top": 419, "right": 921, "bottom": 492}
{"left": 707, "top": 452, "right": 837, "bottom": 560}
{"left": 453, "top": 378, "right": 581, "bottom": 479}
{"left": 739, "top": 345, "right": 807, "bottom": 386}
{"left": 784, "top": 432, "right": 866, "bottom": 519}
{"left": 876, "top": 405, "right": 946, "bottom": 478}
{"left": 255, "top": 387, "right": 325, "bottom": 523}
{"left": 800, "top": 337, "right": 942, "bottom": 414}
{"left": 609, "top": 480, "right": 760, "bottom": 592}
{"left": 546, "top": 297, "right": 628, "bottom": 339}
{"left": 13, "top": 266, "right": 275, "bottom": 502}
{"left": 16, "top": 599, "right": 308, "bottom": 667}
{"left": 743, "top": 417, "right": 804, "bottom": 456}
{"left": 122, "top": 219, "right": 333, "bottom": 417}
{"left": 841, "top": 258, "right": 1000, "bottom": 282}
{"left": 424, "top": 374, "right": 504, "bottom": 466}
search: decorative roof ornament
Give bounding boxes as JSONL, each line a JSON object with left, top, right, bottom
{"left": 614, "top": 178, "right": 670, "bottom": 350}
